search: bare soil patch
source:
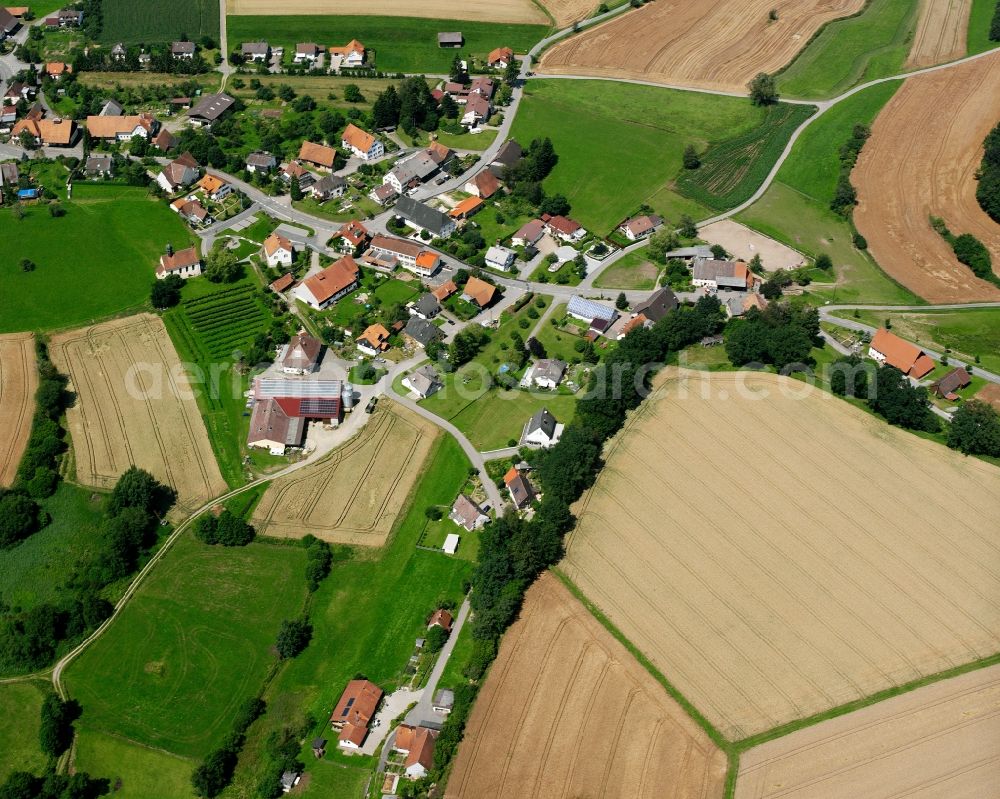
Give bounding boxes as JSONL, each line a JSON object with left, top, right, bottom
{"left": 252, "top": 402, "right": 438, "bottom": 547}
{"left": 49, "top": 314, "right": 227, "bottom": 513}
{"left": 538, "top": 0, "right": 865, "bottom": 92}
{"left": 445, "top": 572, "right": 726, "bottom": 799}
{"left": 853, "top": 52, "right": 1000, "bottom": 303}
{"left": 736, "top": 664, "right": 1000, "bottom": 797}
{"left": 226, "top": 0, "right": 548, "bottom": 24}
{"left": 905, "top": 0, "right": 971, "bottom": 68}
{"left": 699, "top": 219, "right": 805, "bottom": 271}
{"left": 563, "top": 368, "right": 1000, "bottom": 740}
{"left": 0, "top": 333, "right": 36, "bottom": 486}
{"left": 976, "top": 383, "right": 1000, "bottom": 412}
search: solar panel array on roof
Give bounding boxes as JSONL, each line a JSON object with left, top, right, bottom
{"left": 254, "top": 378, "right": 342, "bottom": 398}
{"left": 300, "top": 398, "right": 341, "bottom": 416}
{"left": 341, "top": 697, "right": 355, "bottom": 717}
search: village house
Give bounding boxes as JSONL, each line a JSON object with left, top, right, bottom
{"left": 330, "top": 679, "right": 383, "bottom": 749}
{"left": 245, "top": 151, "right": 277, "bottom": 173}
{"left": 292, "top": 256, "right": 360, "bottom": 310}
{"left": 462, "top": 93, "right": 491, "bottom": 127}
{"left": 310, "top": 173, "right": 347, "bottom": 202}
{"left": 383, "top": 150, "right": 439, "bottom": 194}
{"left": 393, "top": 725, "right": 438, "bottom": 780}
{"left": 403, "top": 316, "right": 443, "bottom": 350}
{"left": 487, "top": 46, "right": 514, "bottom": 69}
{"left": 931, "top": 367, "right": 972, "bottom": 400}
{"left": 428, "top": 609, "right": 453, "bottom": 632}
{"left": 12, "top": 116, "right": 76, "bottom": 147}
{"left": 294, "top": 42, "right": 321, "bottom": 62}
{"left": 279, "top": 334, "right": 321, "bottom": 375}
{"left": 0, "top": 104, "right": 16, "bottom": 125}
{"left": 409, "top": 293, "right": 441, "bottom": 320}
{"left": 464, "top": 169, "right": 501, "bottom": 199}
{"left": 449, "top": 494, "right": 488, "bottom": 532}
{"left": 485, "top": 245, "right": 516, "bottom": 272}
{"left": 632, "top": 286, "right": 679, "bottom": 323}
{"left": 98, "top": 98, "right": 123, "bottom": 117}
{"left": 282, "top": 160, "right": 315, "bottom": 191}
{"left": 364, "top": 235, "right": 440, "bottom": 277}
{"left": 171, "top": 197, "right": 211, "bottom": 225}
{"left": 45, "top": 61, "right": 70, "bottom": 79}
{"left": 543, "top": 213, "right": 585, "bottom": 242}
{"left": 462, "top": 276, "right": 498, "bottom": 309}
{"left": 368, "top": 182, "right": 397, "bottom": 206}
{"left": 247, "top": 377, "right": 345, "bottom": 453}
{"left": 868, "top": 328, "right": 935, "bottom": 379}
{"left": 196, "top": 173, "right": 233, "bottom": 202}
{"left": 241, "top": 41, "right": 270, "bottom": 62}
{"left": 504, "top": 467, "right": 535, "bottom": 509}
{"left": 524, "top": 359, "right": 566, "bottom": 390}
{"left": 449, "top": 196, "right": 483, "bottom": 220}
{"left": 270, "top": 273, "right": 295, "bottom": 294}
{"left": 619, "top": 214, "right": 663, "bottom": 241}
{"left": 298, "top": 140, "right": 337, "bottom": 171}
{"left": 171, "top": 40, "right": 195, "bottom": 59}
{"left": 394, "top": 195, "right": 456, "bottom": 239}
{"left": 156, "top": 245, "right": 202, "bottom": 280}
{"left": 333, "top": 220, "right": 370, "bottom": 253}
{"left": 4, "top": 81, "right": 34, "bottom": 103}
{"left": 152, "top": 128, "right": 177, "bottom": 152}
{"left": 522, "top": 407, "right": 564, "bottom": 448}
{"left": 512, "top": 218, "right": 546, "bottom": 248}
{"left": 328, "top": 39, "right": 365, "bottom": 67}
{"left": 187, "top": 92, "right": 235, "bottom": 127}
{"left": 85, "top": 113, "right": 157, "bottom": 142}
{"left": 610, "top": 313, "right": 649, "bottom": 340}
{"left": 691, "top": 257, "right": 754, "bottom": 291}
{"left": 157, "top": 151, "right": 199, "bottom": 193}
{"left": 341, "top": 122, "right": 383, "bottom": 160}
{"left": 402, "top": 363, "right": 442, "bottom": 399}
{"left": 488, "top": 139, "right": 523, "bottom": 179}
{"left": 356, "top": 323, "right": 390, "bottom": 356}
{"left": 0, "top": 7, "right": 20, "bottom": 37}
{"left": 566, "top": 295, "right": 617, "bottom": 326}
{"left": 84, "top": 154, "right": 113, "bottom": 178}
{"left": 432, "top": 280, "right": 457, "bottom": 302}
{"left": 263, "top": 232, "right": 294, "bottom": 267}
{"left": 45, "top": 8, "right": 82, "bottom": 27}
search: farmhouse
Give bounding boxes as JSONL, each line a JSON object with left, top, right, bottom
{"left": 462, "top": 94, "right": 491, "bottom": 126}
{"left": 402, "top": 364, "right": 442, "bottom": 399}
{"left": 298, "top": 140, "right": 337, "bottom": 170}
{"left": 156, "top": 246, "right": 201, "bottom": 280}
{"left": 868, "top": 328, "right": 935, "bottom": 379}
{"left": 341, "top": 122, "right": 383, "bottom": 160}
{"left": 86, "top": 113, "right": 157, "bottom": 141}
{"left": 310, "top": 174, "right": 347, "bottom": 202}
{"left": 632, "top": 286, "right": 679, "bottom": 322}
{"left": 488, "top": 47, "right": 514, "bottom": 69}
{"left": 279, "top": 334, "right": 321, "bottom": 374}
{"left": 384, "top": 150, "right": 440, "bottom": 193}
{"left": 368, "top": 182, "right": 398, "bottom": 206}
{"left": 543, "top": 213, "right": 585, "bottom": 242}
{"left": 196, "top": 173, "right": 232, "bottom": 202}
{"left": 462, "top": 276, "right": 498, "bottom": 309}
{"left": 410, "top": 293, "right": 441, "bottom": 320}
{"left": 449, "top": 494, "right": 488, "bottom": 531}
{"left": 504, "top": 467, "right": 535, "bottom": 509}
{"left": 931, "top": 367, "right": 972, "bottom": 400}
{"left": 449, "top": 196, "right": 484, "bottom": 220}
{"left": 246, "top": 151, "right": 277, "bottom": 173}
{"left": 485, "top": 245, "right": 516, "bottom": 271}
{"left": 11, "top": 117, "right": 75, "bottom": 147}
{"left": 331, "top": 679, "right": 383, "bottom": 749}
{"left": 522, "top": 407, "right": 564, "bottom": 448}
{"left": 171, "top": 41, "right": 195, "bottom": 59}
{"left": 248, "top": 377, "right": 345, "bottom": 454}
{"left": 263, "top": 233, "right": 294, "bottom": 267}
{"left": 403, "top": 316, "right": 443, "bottom": 350}
{"left": 393, "top": 725, "right": 438, "bottom": 780}
{"left": 524, "top": 359, "right": 566, "bottom": 389}
{"left": 394, "top": 195, "right": 456, "bottom": 239}
{"left": 619, "top": 214, "right": 663, "bottom": 241}
{"left": 437, "top": 32, "right": 463, "bottom": 48}
{"left": 187, "top": 93, "right": 235, "bottom": 127}
{"left": 84, "top": 154, "right": 113, "bottom": 177}
{"left": 464, "top": 170, "right": 501, "bottom": 199}
{"left": 158, "top": 153, "right": 200, "bottom": 192}
{"left": 152, "top": 128, "right": 177, "bottom": 152}
{"left": 691, "top": 257, "right": 753, "bottom": 291}
{"left": 364, "top": 235, "right": 440, "bottom": 277}
{"left": 294, "top": 42, "right": 321, "bottom": 62}
{"left": 566, "top": 296, "right": 617, "bottom": 325}
{"left": 356, "top": 323, "right": 390, "bottom": 356}
{"left": 328, "top": 39, "right": 366, "bottom": 67}
{"left": 241, "top": 41, "right": 270, "bottom": 61}
{"left": 292, "top": 256, "right": 360, "bottom": 310}
{"left": 489, "top": 139, "right": 523, "bottom": 178}
{"left": 512, "top": 218, "right": 545, "bottom": 248}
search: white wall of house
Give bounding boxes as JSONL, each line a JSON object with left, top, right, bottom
{"left": 266, "top": 247, "right": 293, "bottom": 267}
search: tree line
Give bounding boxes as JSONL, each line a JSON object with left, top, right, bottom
{"left": 976, "top": 120, "right": 1000, "bottom": 224}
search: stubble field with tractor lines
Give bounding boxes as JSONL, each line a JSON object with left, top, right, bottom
{"left": 904, "top": 0, "right": 972, "bottom": 67}
{"left": 0, "top": 333, "right": 36, "bottom": 486}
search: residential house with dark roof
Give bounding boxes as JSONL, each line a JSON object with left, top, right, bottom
{"left": 512, "top": 218, "right": 545, "bottom": 248}
{"left": 310, "top": 173, "right": 347, "bottom": 201}
{"left": 931, "top": 367, "right": 972, "bottom": 400}
{"left": 280, "top": 334, "right": 322, "bottom": 374}
{"left": 524, "top": 359, "right": 566, "bottom": 390}
{"left": 504, "top": 467, "right": 535, "bottom": 509}
{"left": 521, "top": 407, "right": 563, "bottom": 448}
{"left": 241, "top": 41, "right": 270, "bottom": 62}
{"left": 246, "top": 151, "right": 277, "bottom": 173}
{"left": 691, "top": 257, "right": 753, "bottom": 291}
{"left": 403, "top": 316, "right": 443, "bottom": 349}
{"left": 84, "top": 154, "right": 113, "bottom": 177}
{"left": 489, "top": 139, "right": 523, "bottom": 178}
{"left": 295, "top": 42, "right": 322, "bottom": 62}
{"left": 187, "top": 92, "right": 235, "bottom": 126}
{"left": 543, "top": 213, "right": 585, "bottom": 242}
{"left": 632, "top": 286, "right": 679, "bottom": 323}
{"left": 394, "top": 195, "right": 456, "bottom": 239}
{"left": 157, "top": 151, "right": 199, "bottom": 193}
{"left": 171, "top": 40, "right": 196, "bottom": 59}
{"left": 402, "top": 364, "right": 442, "bottom": 399}
{"left": 410, "top": 293, "right": 442, "bottom": 320}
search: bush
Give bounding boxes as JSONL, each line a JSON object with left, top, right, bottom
{"left": 815, "top": 253, "right": 832, "bottom": 270}
{"left": 304, "top": 536, "right": 333, "bottom": 592}
{"left": 748, "top": 73, "right": 778, "bottom": 106}
{"left": 947, "top": 400, "right": 1000, "bottom": 456}
{"left": 39, "top": 694, "right": 78, "bottom": 758}
{"left": 852, "top": 231, "right": 867, "bottom": 250}
{"left": 275, "top": 618, "right": 312, "bottom": 659}
{"left": 425, "top": 624, "right": 449, "bottom": 653}
{"left": 194, "top": 510, "right": 255, "bottom": 546}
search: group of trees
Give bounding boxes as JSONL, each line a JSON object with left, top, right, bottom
{"left": 724, "top": 302, "right": 820, "bottom": 371}
{"left": 976, "top": 121, "right": 1000, "bottom": 223}
{"left": 991, "top": 0, "right": 1000, "bottom": 41}
{"left": 39, "top": 694, "right": 80, "bottom": 760}
{"left": 930, "top": 216, "right": 998, "bottom": 287}
{"left": 830, "top": 123, "right": 870, "bottom": 217}
{"left": 867, "top": 364, "right": 940, "bottom": 432}
{"left": 948, "top": 400, "right": 1000, "bottom": 456}
{"left": 303, "top": 535, "right": 334, "bottom": 591}
{"left": 190, "top": 697, "right": 266, "bottom": 798}
{"left": 72, "top": 40, "right": 213, "bottom": 75}
{"left": 0, "top": 770, "right": 109, "bottom": 799}
{"left": 151, "top": 273, "right": 184, "bottom": 309}
{"left": 748, "top": 73, "right": 778, "bottom": 106}
{"left": 274, "top": 618, "right": 312, "bottom": 659}
{"left": 194, "top": 509, "right": 255, "bottom": 546}
{"left": 371, "top": 77, "right": 440, "bottom": 135}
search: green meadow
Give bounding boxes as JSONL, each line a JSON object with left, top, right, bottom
{"left": 0, "top": 681, "right": 48, "bottom": 781}
{"left": 99, "top": 0, "right": 219, "bottom": 43}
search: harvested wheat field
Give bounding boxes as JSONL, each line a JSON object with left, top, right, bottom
{"left": 854, "top": 52, "right": 1000, "bottom": 303}
{"left": 0, "top": 333, "right": 36, "bottom": 486}
{"left": 538, "top": 0, "right": 864, "bottom": 92}
{"left": 446, "top": 573, "right": 726, "bottom": 799}
{"left": 49, "top": 314, "right": 226, "bottom": 512}
{"left": 252, "top": 402, "right": 437, "bottom": 546}
{"left": 700, "top": 220, "right": 805, "bottom": 271}
{"left": 563, "top": 368, "right": 1000, "bottom": 741}
{"left": 538, "top": 0, "right": 598, "bottom": 27}
{"left": 736, "top": 663, "right": 1000, "bottom": 798}
{"left": 226, "top": 0, "right": 548, "bottom": 24}
{"left": 905, "top": 0, "right": 970, "bottom": 68}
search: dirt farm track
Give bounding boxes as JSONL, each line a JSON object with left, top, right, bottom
{"left": 538, "top": 0, "right": 864, "bottom": 92}
{"left": 853, "top": 51, "right": 1000, "bottom": 303}
{"left": 252, "top": 402, "right": 437, "bottom": 547}
{"left": 49, "top": 314, "right": 227, "bottom": 513}
{"left": 445, "top": 573, "right": 726, "bottom": 799}
{"left": 735, "top": 663, "right": 1000, "bottom": 798}
{"left": 226, "top": 0, "right": 548, "bottom": 24}
{"left": 0, "top": 332, "right": 37, "bottom": 486}
{"left": 562, "top": 368, "right": 1000, "bottom": 741}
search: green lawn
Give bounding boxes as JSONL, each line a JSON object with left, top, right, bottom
{"left": 510, "top": 80, "right": 804, "bottom": 233}
{"left": 63, "top": 535, "right": 308, "bottom": 758}
{"left": 374, "top": 277, "right": 420, "bottom": 306}
{"left": 450, "top": 389, "right": 578, "bottom": 450}
{"left": 776, "top": 0, "right": 920, "bottom": 99}
{"left": 0, "top": 484, "right": 105, "bottom": 612}
{"left": 436, "top": 616, "right": 474, "bottom": 692}
{"left": 228, "top": 434, "right": 473, "bottom": 794}
{"left": 0, "top": 681, "right": 48, "bottom": 781}
{"left": 968, "top": 0, "right": 1000, "bottom": 53}
{"left": 73, "top": 727, "right": 195, "bottom": 799}
{"left": 99, "top": 0, "right": 219, "bottom": 43}
{"left": 830, "top": 308, "right": 1000, "bottom": 374}
{"left": 592, "top": 249, "right": 660, "bottom": 290}
{"left": 0, "top": 184, "right": 196, "bottom": 333}
{"left": 227, "top": 15, "right": 549, "bottom": 73}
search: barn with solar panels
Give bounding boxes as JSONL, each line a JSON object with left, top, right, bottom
{"left": 246, "top": 377, "right": 345, "bottom": 455}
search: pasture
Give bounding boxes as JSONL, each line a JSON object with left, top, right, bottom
{"left": 0, "top": 333, "right": 36, "bottom": 486}
{"left": 252, "top": 402, "right": 439, "bottom": 546}
{"left": 968, "top": 0, "right": 1000, "bottom": 52}
{"left": 510, "top": 80, "right": 797, "bottom": 232}
{"left": 99, "top": 0, "right": 219, "bottom": 43}
{"left": 0, "top": 184, "right": 195, "bottom": 333}
{"left": 445, "top": 573, "right": 727, "bottom": 799}
{"left": 227, "top": 16, "right": 549, "bottom": 73}
{"left": 63, "top": 534, "right": 308, "bottom": 758}
{"left": 74, "top": 728, "right": 194, "bottom": 799}
{"left": 776, "top": 0, "right": 919, "bottom": 98}
{"left": 227, "top": 0, "right": 548, "bottom": 24}
{"left": 592, "top": 251, "right": 660, "bottom": 290}
{"left": 904, "top": 0, "right": 971, "bottom": 67}
{"left": 735, "top": 664, "right": 1000, "bottom": 797}
{"left": 853, "top": 52, "right": 1000, "bottom": 302}
{"left": 49, "top": 314, "right": 228, "bottom": 513}
{"left": 563, "top": 368, "right": 1000, "bottom": 740}
{"left": 0, "top": 681, "right": 47, "bottom": 781}
{"left": 538, "top": 0, "right": 865, "bottom": 93}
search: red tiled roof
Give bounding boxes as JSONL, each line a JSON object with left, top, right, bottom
{"left": 301, "top": 256, "right": 359, "bottom": 304}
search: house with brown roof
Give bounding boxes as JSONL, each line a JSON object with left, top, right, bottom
{"left": 170, "top": 197, "right": 211, "bottom": 225}
{"left": 45, "top": 61, "right": 70, "bottom": 79}
{"left": 461, "top": 276, "right": 498, "bottom": 309}
{"left": 280, "top": 334, "right": 321, "bottom": 375}
{"left": 356, "top": 323, "right": 390, "bottom": 356}
{"left": 542, "top": 213, "right": 585, "bottom": 242}
{"left": 156, "top": 245, "right": 201, "bottom": 279}
{"left": 293, "top": 256, "right": 360, "bottom": 310}
{"left": 333, "top": 220, "right": 370, "bottom": 253}
{"left": 330, "top": 679, "right": 383, "bottom": 749}
{"left": 368, "top": 182, "right": 397, "bottom": 206}
{"left": 157, "top": 151, "right": 199, "bottom": 193}
{"left": 282, "top": 160, "right": 316, "bottom": 191}
{"left": 487, "top": 46, "right": 514, "bottom": 69}
{"left": 12, "top": 117, "right": 75, "bottom": 146}
{"left": 152, "top": 128, "right": 177, "bottom": 152}
{"left": 504, "top": 467, "right": 535, "bottom": 509}
{"left": 868, "top": 328, "right": 935, "bottom": 379}
{"left": 691, "top": 257, "right": 754, "bottom": 291}
{"left": 464, "top": 169, "right": 500, "bottom": 199}
{"left": 364, "top": 235, "right": 440, "bottom": 277}
{"left": 297, "top": 140, "right": 336, "bottom": 170}
{"left": 294, "top": 42, "right": 321, "bottom": 62}
{"left": 263, "top": 233, "right": 294, "bottom": 267}
{"left": 187, "top": 92, "right": 235, "bottom": 127}
{"left": 449, "top": 495, "right": 488, "bottom": 531}
{"left": 269, "top": 273, "right": 295, "bottom": 294}
{"left": 449, "top": 196, "right": 483, "bottom": 220}
{"left": 428, "top": 608, "right": 453, "bottom": 632}
{"left": 196, "top": 173, "right": 232, "bottom": 202}
{"left": 86, "top": 113, "right": 157, "bottom": 141}
{"left": 432, "top": 280, "right": 457, "bottom": 301}
{"left": 393, "top": 725, "right": 438, "bottom": 780}
{"left": 619, "top": 214, "right": 663, "bottom": 241}
{"left": 512, "top": 218, "right": 545, "bottom": 248}
{"left": 931, "top": 367, "right": 972, "bottom": 400}
{"left": 461, "top": 93, "right": 491, "bottom": 127}
{"left": 328, "top": 39, "right": 365, "bottom": 67}
{"left": 341, "top": 122, "right": 383, "bottom": 160}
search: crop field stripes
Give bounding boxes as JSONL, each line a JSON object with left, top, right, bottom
{"left": 0, "top": 333, "right": 37, "bottom": 486}
{"left": 181, "top": 286, "right": 270, "bottom": 361}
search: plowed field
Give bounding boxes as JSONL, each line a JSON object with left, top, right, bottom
{"left": 0, "top": 333, "right": 36, "bottom": 486}
{"left": 853, "top": 52, "right": 1000, "bottom": 302}
{"left": 49, "top": 314, "right": 226, "bottom": 512}
{"left": 736, "top": 664, "right": 1000, "bottom": 798}
{"left": 445, "top": 573, "right": 727, "bottom": 799}
{"left": 904, "top": 0, "right": 970, "bottom": 68}
{"left": 226, "top": 0, "right": 548, "bottom": 24}
{"left": 563, "top": 368, "right": 1000, "bottom": 740}
{"left": 252, "top": 402, "right": 437, "bottom": 547}
{"left": 538, "top": 0, "right": 865, "bottom": 93}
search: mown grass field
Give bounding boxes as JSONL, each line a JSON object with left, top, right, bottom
{"left": 776, "top": 0, "right": 920, "bottom": 99}
{"left": 967, "top": 0, "right": 999, "bottom": 53}
{"left": 509, "top": 80, "right": 803, "bottom": 232}
{"left": 63, "top": 535, "right": 308, "bottom": 758}
{"left": 99, "top": 0, "right": 219, "bottom": 43}
{"left": 227, "top": 15, "right": 548, "bottom": 73}
{"left": 0, "top": 681, "right": 48, "bottom": 781}
{"left": 228, "top": 435, "right": 473, "bottom": 794}
{"left": 592, "top": 250, "right": 659, "bottom": 290}
{"left": 0, "top": 184, "right": 195, "bottom": 333}
{"left": 73, "top": 728, "right": 194, "bottom": 799}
